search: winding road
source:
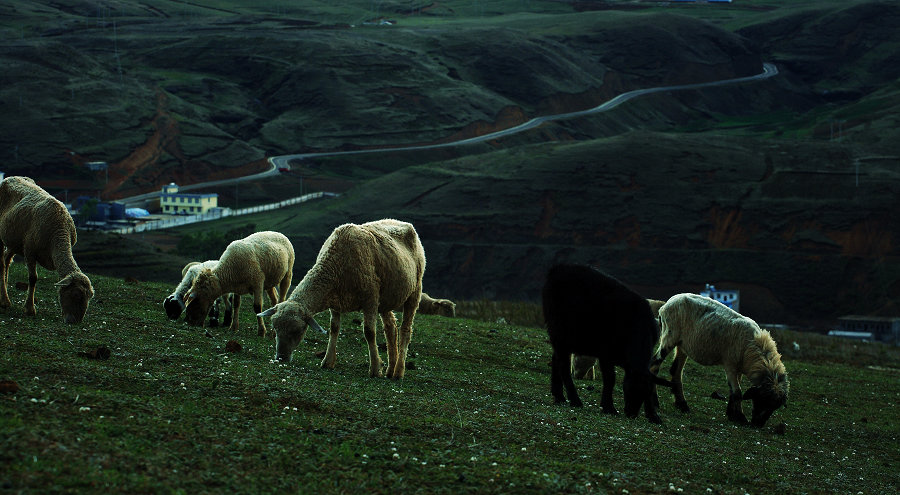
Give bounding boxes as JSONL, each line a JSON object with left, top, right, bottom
{"left": 121, "top": 63, "right": 778, "bottom": 207}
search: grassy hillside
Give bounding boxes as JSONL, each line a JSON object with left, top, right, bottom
{"left": 148, "top": 129, "right": 900, "bottom": 327}
{"left": 3, "top": 0, "right": 760, "bottom": 198}
{"left": 1, "top": 266, "right": 899, "bottom": 493}
{"left": 24, "top": 0, "right": 891, "bottom": 328}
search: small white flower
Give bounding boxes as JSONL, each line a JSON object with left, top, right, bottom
{"left": 392, "top": 453, "right": 400, "bottom": 459}
{"left": 79, "top": 406, "right": 90, "bottom": 412}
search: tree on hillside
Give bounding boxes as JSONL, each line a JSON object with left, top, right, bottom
{"left": 78, "top": 198, "right": 99, "bottom": 226}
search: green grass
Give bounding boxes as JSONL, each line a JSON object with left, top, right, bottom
{"left": 2, "top": 263, "right": 899, "bottom": 493}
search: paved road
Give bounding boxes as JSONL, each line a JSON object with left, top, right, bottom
{"left": 270, "top": 63, "right": 778, "bottom": 167}
{"left": 120, "top": 63, "right": 777, "bottom": 206}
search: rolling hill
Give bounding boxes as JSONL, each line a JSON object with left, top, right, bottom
{"left": 2, "top": 0, "right": 898, "bottom": 327}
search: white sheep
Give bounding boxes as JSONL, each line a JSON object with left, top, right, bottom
{"left": 651, "top": 293, "right": 788, "bottom": 427}
{"left": 258, "top": 219, "right": 425, "bottom": 379}
{"left": 418, "top": 292, "right": 456, "bottom": 317}
{"left": 163, "top": 261, "right": 236, "bottom": 327}
{"left": 184, "top": 231, "right": 294, "bottom": 337}
{"left": 0, "top": 176, "right": 94, "bottom": 323}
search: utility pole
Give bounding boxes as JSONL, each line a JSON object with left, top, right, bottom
{"left": 113, "top": 21, "right": 123, "bottom": 83}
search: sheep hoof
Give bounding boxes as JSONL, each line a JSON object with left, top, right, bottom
{"left": 601, "top": 406, "right": 619, "bottom": 415}
{"left": 647, "top": 414, "right": 663, "bottom": 425}
{"left": 675, "top": 401, "right": 690, "bottom": 413}
{"left": 390, "top": 365, "right": 405, "bottom": 379}
{"left": 25, "top": 307, "right": 36, "bottom": 317}
{"left": 570, "top": 398, "right": 584, "bottom": 408}
{"left": 728, "top": 413, "right": 749, "bottom": 425}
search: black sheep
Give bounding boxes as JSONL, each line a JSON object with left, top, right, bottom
{"left": 543, "top": 264, "right": 667, "bottom": 424}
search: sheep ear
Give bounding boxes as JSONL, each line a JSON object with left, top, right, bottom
{"left": 257, "top": 306, "right": 278, "bottom": 318}
{"left": 55, "top": 279, "right": 70, "bottom": 288}
{"left": 305, "top": 317, "right": 327, "bottom": 334}
{"left": 184, "top": 291, "right": 196, "bottom": 307}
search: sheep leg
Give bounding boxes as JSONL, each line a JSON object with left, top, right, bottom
{"left": 24, "top": 260, "right": 38, "bottom": 316}
{"left": 550, "top": 350, "right": 567, "bottom": 404}
{"left": 551, "top": 350, "right": 582, "bottom": 406}
{"left": 725, "top": 369, "right": 749, "bottom": 424}
{"left": 670, "top": 348, "right": 690, "bottom": 413}
{"left": 358, "top": 310, "right": 383, "bottom": 377}
{"left": 382, "top": 311, "right": 399, "bottom": 378}
{"left": 598, "top": 362, "right": 619, "bottom": 415}
{"left": 229, "top": 294, "right": 241, "bottom": 333}
{"left": 391, "top": 298, "right": 418, "bottom": 379}
{"left": 222, "top": 294, "right": 233, "bottom": 328}
{"left": 649, "top": 341, "right": 673, "bottom": 376}
{"left": 253, "top": 289, "right": 267, "bottom": 337}
{"left": 0, "top": 247, "right": 11, "bottom": 308}
{"left": 277, "top": 274, "right": 291, "bottom": 304}
{"left": 648, "top": 342, "right": 672, "bottom": 411}
{"left": 265, "top": 287, "right": 278, "bottom": 307}
{"left": 572, "top": 355, "right": 598, "bottom": 380}
{"left": 321, "top": 309, "right": 343, "bottom": 370}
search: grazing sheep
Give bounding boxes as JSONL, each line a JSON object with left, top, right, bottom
{"left": 543, "top": 264, "right": 667, "bottom": 424}
{"left": 258, "top": 219, "right": 425, "bottom": 379}
{"left": 184, "top": 231, "right": 294, "bottom": 337}
{"left": 0, "top": 176, "right": 94, "bottom": 324}
{"left": 573, "top": 299, "right": 666, "bottom": 379}
{"left": 163, "top": 261, "right": 235, "bottom": 327}
{"left": 651, "top": 293, "right": 788, "bottom": 427}
{"left": 418, "top": 292, "right": 456, "bottom": 317}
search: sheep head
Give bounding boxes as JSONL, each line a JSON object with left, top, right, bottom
{"left": 622, "top": 371, "right": 662, "bottom": 424}
{"left": 437, "top": 299, "right": 456, "bottom": 317}
{"left": 259, "top": 301, "right": 325, "bottom": 362}
{"left": 163, "top": 294, "right": 185, "bottom": 320}
{"left": 56, "top": 272, "right": 94, "bottom": 324}
{"left": 183, "top": 268, "right": 221, "bottom": 327}
{"left": 744, "top": 371, "right": 789, "bottom": 427}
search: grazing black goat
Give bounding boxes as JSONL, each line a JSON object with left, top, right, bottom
{"left": 543, "top": 264, "right": 669, "bottom": 424}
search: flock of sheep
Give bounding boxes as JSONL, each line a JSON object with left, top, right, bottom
{"left": 0, "top": 176, "right": 788, "bottom": 427}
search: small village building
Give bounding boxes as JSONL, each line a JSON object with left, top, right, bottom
{"left": 700, "top": 284, "right": 740, "bottom": 312}
{"left": 160, "top": 183, "right": 218, "bottom": 214}
{"left": 73, "top": 196, "right": 125, "bottom": 222}
{"left": 832, "top": 316, "right": 900, "bottom": 345}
